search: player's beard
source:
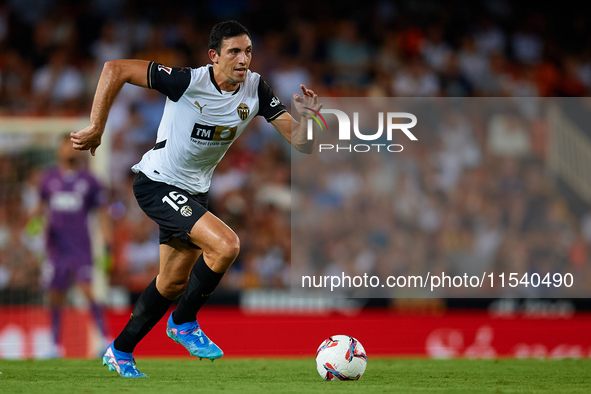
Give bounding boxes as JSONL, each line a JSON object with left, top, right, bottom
{"left": 227, "top": 73, "right": 245, "bottom": 87}
{"left": 231, "top": 73, "right": 246, "bottom": 84}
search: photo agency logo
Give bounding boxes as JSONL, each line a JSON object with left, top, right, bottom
{"left": 303, "top": 107, "right": 418, "bottom": 153}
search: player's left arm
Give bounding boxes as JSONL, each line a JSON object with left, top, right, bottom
{"left": 270, "top": 85, "right": 321, "bottom": 154}
{"left": 257, "top": 78, "right": 321, "bottom": 154}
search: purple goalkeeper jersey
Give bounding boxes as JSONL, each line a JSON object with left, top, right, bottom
{"left": 40, "top": 167, "right": 107, "bottom": 265}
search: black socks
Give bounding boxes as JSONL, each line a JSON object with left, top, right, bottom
{"left": 112, "top": 255, "right": 224, "bottom": 353}
{"left": 172, "top": 254, "right": 224, "bottom": 325}
{"left": 114, "top": 278, "right": 173, "bottom": 353}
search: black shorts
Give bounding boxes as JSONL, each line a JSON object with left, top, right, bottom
{"left": 133, "top": 171, "right": 209, "bottom": 249}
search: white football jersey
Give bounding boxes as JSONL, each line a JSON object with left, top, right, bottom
{"left": 132, "top": 62, "right": 286, "bottom": 194}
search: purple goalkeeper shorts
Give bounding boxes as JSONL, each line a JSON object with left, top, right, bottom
{"left": 48, "top": 255, "right": 93, "bottom": 291}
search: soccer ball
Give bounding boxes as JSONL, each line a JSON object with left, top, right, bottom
{"left": 315, "top": 335, "right": 367, "bottom": 381}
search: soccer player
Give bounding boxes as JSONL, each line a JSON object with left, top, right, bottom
{"left": 71, "top": 21, "right": 320, "bottom": 378}
{"left": 32, "top": 135, "right": 112, "bottom": 357}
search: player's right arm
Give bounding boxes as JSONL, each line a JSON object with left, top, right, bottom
{"left": 71, "top": 60, "right": 150, "bottom": 155}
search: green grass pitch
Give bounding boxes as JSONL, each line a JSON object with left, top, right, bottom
{"left": 1, "top": 358, "right": 590, "bottom": 393}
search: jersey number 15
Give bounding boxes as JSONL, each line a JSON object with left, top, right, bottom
{"left": 162, "top": 191, "right": 188, "bottom": 211}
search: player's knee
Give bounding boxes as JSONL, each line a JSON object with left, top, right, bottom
{"left": 160, "top": 278, "right": 188, "bottom": 299}
{"left": 219, "top": 233, "right": 240, "bottom": 263}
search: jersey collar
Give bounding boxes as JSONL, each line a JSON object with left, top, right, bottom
{"left": 209, "top": 66, "right": 241, "bottom": 95}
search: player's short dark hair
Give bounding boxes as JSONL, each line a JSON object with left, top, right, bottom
{"left": 209, "top": 21, "right": 251, "bottom": 54}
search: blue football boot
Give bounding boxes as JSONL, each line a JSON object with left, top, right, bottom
{"left": 166, "top": 312, "right": 223, "bottom": 360}
{"left": 102, "top": 342, "right": 148, "bottom": 378}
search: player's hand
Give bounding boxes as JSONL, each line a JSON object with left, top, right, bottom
{"left": 71, "top": 125, "right": 103, "bottom": 156}
{"left": 293, "top": 84, "right": 323, "bottom": 118}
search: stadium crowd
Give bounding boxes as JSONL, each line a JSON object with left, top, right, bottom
{"left": 294, "top": 99, "right": 591, "bottom": 297}
{"left": 1, "top": 0, "right": 591, "bottom": 303}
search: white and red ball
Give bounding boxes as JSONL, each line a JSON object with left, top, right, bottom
{"left": 315, "top": 335, "right": 367, "bottom": 381}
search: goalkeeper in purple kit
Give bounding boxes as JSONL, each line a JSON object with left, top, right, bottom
{"left": 32, "top": 135, "right": 112, "bottom": 357}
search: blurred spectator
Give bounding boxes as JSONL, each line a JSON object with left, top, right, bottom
{"left": 558, "top": 57, "right": 587, "bottom": 97}
{"left": 269, "top": 54, "right": 312, "bottom": 105}
{"left": 480, "top": 52, "right": 509, "bottom": 95}
{"left": 421, "top": 25, "right": 452, "bottom": 72}
{"left": 8, "top": 0, "right": 52, "bottom": 26}
{"left": 327, "top": 20, "right": 373, "bottom": 87}
{"left": 135, "top": 89, "right": 166, "bottom": 132}
{"left": 31, "top": 48, "right": 84, "bottom": 113}
{"left": 0, "top": 49, "right": 32, "bottom": 113}
{"left": 436, "top": 111, "right": 481, "bottom": 191}
{"left": 487, "top": 113, "right": 531, "bottom": 157}
{"left": 133, "top": 25, "right": 180, "bottom": 66}
{"left": 439, "top": 54, "right": 473, "bottom": 96}
{"left": 91, "top": 21, "right": 130, "bottom": 66}
{"left": 28, "top": 19, "right": 60, "bottom": 68}
{"left": 457, "top": 36, "right": 490, "bottom": 92}
{"left": 392, "top": 57, "right": 439, "bottom": 96}
{"left": 0, "top": 4, "right": 8, "bottom": 45}
{"left": 0, "top": 194, "right": 42, "bottom": 303}
{"left": 512, "top": 25, "right": 544, "bottom": 65}
{"left": 507, "top": 65, "right": 539, "bottom": 97}
{"left": 474, "top": 17, "right": 506, "bottom": 55}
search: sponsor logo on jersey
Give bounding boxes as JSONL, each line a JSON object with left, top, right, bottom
{"left": 49, "top": 191, "right": 83, "bottom": 212}
{"left": 270, "top": 96, "right": 281, "bottom": 107}
{"left": 194, "top": 101, "right": 207, "bottom": 113}
{"left": 157, "top": 65, "right": 172, "bottom": 75}
{"left": 237, "top": 103, "right": 250, "bottom": 120}
{"left": 180, "top": 205, "right": 192, "bottom": 217}
{"left": 191, "top": 123, "right": 237, "bottom": 142}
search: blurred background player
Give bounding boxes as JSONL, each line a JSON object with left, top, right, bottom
{"left": 30, "top": 135, "right": 112, "bottom": 357}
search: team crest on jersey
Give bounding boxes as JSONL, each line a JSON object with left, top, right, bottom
{"left": 237, "top": 103, "right": 250, "bottom": 121}
{"left": 180, "top": 205, "right": 192, "bottom": 217}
